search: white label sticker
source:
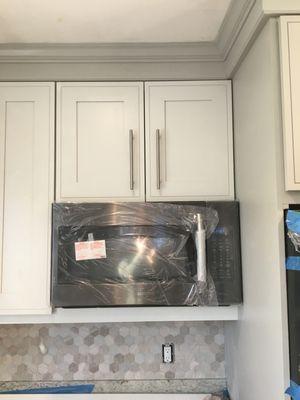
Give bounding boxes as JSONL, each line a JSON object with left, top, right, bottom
{"left": 74, "top": 240, "right": 106, "bottom": 261}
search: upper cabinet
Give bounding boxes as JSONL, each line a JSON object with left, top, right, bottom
{"left": 56, "top": 82, "right": 145, "bottom": 202}
{"left": 145, "top": 81, "right": 234, "bottom": 201}
{"left": 0, "top": 80, "right": 234, "bottom": 317}
{"left": 280, "top": 17, "right": 300, "bottom": 190}
{"left": 57, "top": 80, "right": 234, "bottom": 202}
{"left": 0, "top": 83, "right": 54, "bottom": 314}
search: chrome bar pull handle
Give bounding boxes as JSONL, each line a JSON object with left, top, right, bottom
{"left": 156, "top": 129, "right": 161, "bottom": 190}
{"left": 196, "top": 213, "right": 206, "bottom": 283}
{"left": 129, "top": 129, "right": 134, "bottom": 190}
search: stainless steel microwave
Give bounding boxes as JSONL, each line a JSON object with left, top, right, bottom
{"left": 51, "top": 202, "right": 242, "bottom": 307}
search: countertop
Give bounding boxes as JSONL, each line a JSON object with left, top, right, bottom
{"left": 0, "top": 395, "right": 215, "bottom": 399}
{"left": 0, "top": 379, "right": 226, "bottom": 394}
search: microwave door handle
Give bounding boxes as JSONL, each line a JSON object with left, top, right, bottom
{"left": 129, "top": 129, "right": 134, "bottom": 191}
{"left": 196, "top": 214, "right": 206, "bottom": 283}
{"left": 156, "top": 129, "right": 161, "bottom": 190}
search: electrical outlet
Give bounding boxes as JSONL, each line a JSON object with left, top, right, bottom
{"left": 162, "top": 343, "right": 174, "bottom": 363}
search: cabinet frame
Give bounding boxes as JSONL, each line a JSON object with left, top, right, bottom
{"left": 280, "top": 16, "right": 300, "bottom": 190}
{"left": 0, "top": 82, "right": 54, "bottom": 314}
{"left": 145, "top": 80, "right": 234, "bottom": 201}
{"left": 56, "top": 81, "right": 145, "bottom": 202}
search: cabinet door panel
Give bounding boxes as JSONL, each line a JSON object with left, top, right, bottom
{"left": 280, "top": 17, "right": 300, "bottom": 190}
{"left": 145, "top": 81, "right": 234, "bottom": 201}
{"left": 57, "top": 83, "right": 144, "bottom": 201}
{"left": 0, "top": 83, "right": 54, "bottom": 314}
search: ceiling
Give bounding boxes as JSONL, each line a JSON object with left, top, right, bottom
{"left": 0, "top": 0, "right": 233, "bottom": 44}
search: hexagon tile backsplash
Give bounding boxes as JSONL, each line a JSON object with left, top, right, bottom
{"left": 0, "top": 322, "right": 225, "bottom": 381}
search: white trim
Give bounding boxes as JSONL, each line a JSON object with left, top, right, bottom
{"left": 224, "top": 0, "right": 266, "bottom": 76}
{"left": 0, "top": 0, "right": 257, "bottom": 66}
{"left": 0, "top": 306, "right": 239, "bottom": 324}
{"left": 0, "top": 62, "right": 227, "bottom": 82}
{"left": 0, "top": 0, "right": 288, "bottom": 79}
{"left": 46, "top": 83, "right": 55, "bottom": 310}
{"left": 0, "top": 42, "right": 221, "bottom": 64}
{"left": 0, "top": 308, "right": 52, "bottom": 315}
{"left": 1, "top": 1, "right": 300, "bottom": 75}
{"left": 263, "top": 0, "right": 300, "bottom": 14}
{"left": 217, "top": 0, "right": 256, "bottom": 58}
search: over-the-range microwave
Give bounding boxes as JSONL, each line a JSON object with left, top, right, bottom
{"left": 51, "top": 202, "right": 242, "bottom": 307}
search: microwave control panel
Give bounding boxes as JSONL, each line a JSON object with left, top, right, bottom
{"left": 208, "top": 227, "right": 235, "bottom": 281}
{"left": 206, "top": 202, "right": 242, "bottom": 305}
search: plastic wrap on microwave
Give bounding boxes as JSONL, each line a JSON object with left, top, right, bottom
{"left": 51, "top": 202, "right": 242, "bottom": 307}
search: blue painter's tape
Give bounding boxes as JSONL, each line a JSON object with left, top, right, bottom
{"left": 286, "top": 256, "right": 300, "bottom": 270}
{"left": 286, "top": 210, "right": 300, "bottom": 234}
{"left": 0, "top": 384, "right": 94, "bottom": 394}
{"left": 286, "top": 381, "right": 300, "bottom": 399}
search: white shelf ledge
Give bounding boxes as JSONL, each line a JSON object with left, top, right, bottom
{"left": 0, "top": 306, "right": 239, "bottom": 324}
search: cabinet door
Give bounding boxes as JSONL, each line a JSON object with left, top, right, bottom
{"left": 57, "top": 82, "right": 144, "bottom": 201}
{"left": 280, "top": 17, "right": 300, "bottom": 190}
{"left": 0, "top": 83, "right": 54, "bottom": 314}
{"left": 145, "top": 81, "right": 234, "bottom": 201}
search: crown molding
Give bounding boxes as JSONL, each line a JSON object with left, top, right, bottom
{"left": 1, "top": 0, "right": 299, "bottom": 73}
{"left": 216, "top": 0, "right": 257, "bottom": 58}
{"left": 0, "top": 42, "right": 222, "bottom": 64}
{"left": 221, "top": 0, "right": 300, "bottom": 76}
{"left": 0, "top": 0, "right": 257, "bottom": 65}
{"left": 224, "top": 0, "right": 266, "bottom": 76}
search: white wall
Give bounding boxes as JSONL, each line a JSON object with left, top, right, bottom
{"left": 226, "top": 18, "right": 300, "bottom": 400}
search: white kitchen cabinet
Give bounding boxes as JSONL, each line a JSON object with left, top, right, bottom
{"left": 0, "top": 83, "right": 54, "bottom": 314}
{"left": 57, "top": 82, "right": 144, "bottom": 202}
{"left": 58, "top": 81, "right": 234, "bottom": 202}
{"left": 145, "top": 81, "right": 234, "bottom": 201}
{"left": 280, "top": 16, "right": 300, "bottom": 190}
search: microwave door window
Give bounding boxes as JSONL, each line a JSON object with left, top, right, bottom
{"left": 57, "top": 225, "right": 197, "bottom": 286}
